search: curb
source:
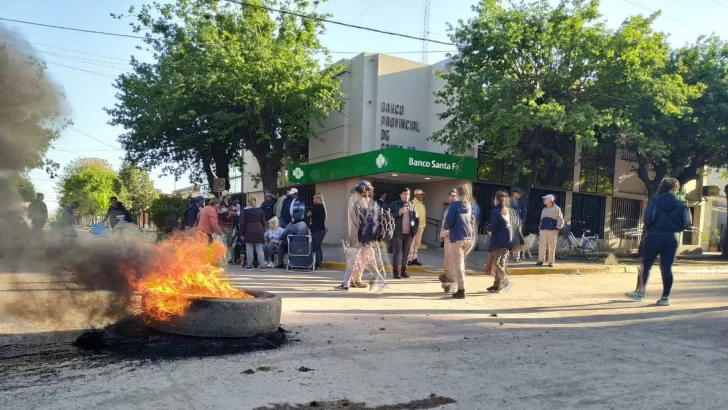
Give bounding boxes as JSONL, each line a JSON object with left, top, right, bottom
{"left": 320, "top": 262, "right": 728, "bottom": 276}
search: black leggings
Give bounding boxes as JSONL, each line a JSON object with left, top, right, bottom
{"left": 640, "top": 233, "right": 678, "bottom": 298}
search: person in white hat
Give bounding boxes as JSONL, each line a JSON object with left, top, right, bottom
{"left": 281, "top": 187, "right": 305, "bottom": 229}
{"left": 537, "top": 194, "right": 564, "bottom": 267}
{"left": 408, "top": 189, "right": 427, "bottom": 266}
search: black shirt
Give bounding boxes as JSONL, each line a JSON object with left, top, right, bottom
{"left": 261, "top": 199, "right": 277, "bottom": 222}
{"left": 309, "top": 204, "right": 326, "bottom": 233}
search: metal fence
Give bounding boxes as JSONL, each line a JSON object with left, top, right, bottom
{"left": 525, "top": 188, "right": 567, "bottom": 235}
{"left": 472, "top": 182, "right": 511, "bottom": 234}
{"left": 609, "top": 197, "right": 643, "bottom": 239}
{"left": 571, "top": 193, "right": 606, "bottom": 238}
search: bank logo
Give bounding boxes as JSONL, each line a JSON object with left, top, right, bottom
{"left": 292, "top": 167, "right": 304, "bottom": 180}
{"left": 375, "top": 153, "right": 387, "bottom": 169}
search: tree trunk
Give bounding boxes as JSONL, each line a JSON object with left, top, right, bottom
{"left": 257, "top": 154, "right": 280, "bottom": 195}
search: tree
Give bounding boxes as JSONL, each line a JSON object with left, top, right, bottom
{"left": 620, "top": 36, "right": 728, "bottom": 197}
{"left": 14, "top": 174, "right": 36, "bottom": 203}
{"left": 106, "top": 0, "right": 343, "bottom": 194}
{"left": 148, "top": 195, "right": 189, "bottom": 233}
{"left": 118, "top": 161, "right": 159, "bottom": 218}
{"left": 57, "top": 158, "right": 123, "bottom": 217}
{"left": 431, "top": 0, "right": 691, "bottom": 194}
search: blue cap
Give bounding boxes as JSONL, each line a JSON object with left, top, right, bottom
{"left": 194, "top": 195, "right": 205, "bottom": 202}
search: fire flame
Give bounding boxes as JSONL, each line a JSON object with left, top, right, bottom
{"left": 126, "top": 231, "right": 252, "bottom": 322}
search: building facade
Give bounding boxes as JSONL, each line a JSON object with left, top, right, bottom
{"left": 238, "top": 52, "right": 724, "bottom": 252}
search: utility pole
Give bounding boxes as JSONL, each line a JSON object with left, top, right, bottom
{"left": 240, "top": 142, "right": 245, "bottom": 201}
{"left": 421, "top": 0, "right": 431, "bottom": 64}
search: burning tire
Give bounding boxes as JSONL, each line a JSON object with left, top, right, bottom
{"left": 145, "top": 289, "right": 281, "bottom": 338}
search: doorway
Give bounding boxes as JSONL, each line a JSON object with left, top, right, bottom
{"left": 372, "top": 181, "right": 407, "bottom": 209}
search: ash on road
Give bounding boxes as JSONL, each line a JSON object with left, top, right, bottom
{"left": 1, "top": 267, "right": 727, "bottom": 410}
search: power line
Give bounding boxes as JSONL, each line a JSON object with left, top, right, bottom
{"left": 68, "top": 127, "right": 123, "bottom": 150}
{"left": 712, "top": 0, "right": 728, "bottom": 11}
{"left": 28, "top": 41, "right": 129, "bottom": 62}
{"left": 324, "top": 49, "right": 456, "bottom": 55}
{"left": 621, "top": 0, "right": 706, "bottom": 34}
{"left": 7, "top": 42, "right": 130, "bottom": 71}
{"left": 0, "top": 17, "right": 146, "bottom": 39}
{"left": 223, "top": 0, "right": 456, "bottom": 46}
{"left": 44, "top": 60, "right": 118, "bottom": 79}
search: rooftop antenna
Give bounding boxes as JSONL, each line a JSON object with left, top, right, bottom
{"left": 421, "top": 0, "right": 431, "bottom": 64}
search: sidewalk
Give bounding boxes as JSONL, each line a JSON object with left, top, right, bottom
{"left": 319, "top": 243, "right": 728, "bottom": 275}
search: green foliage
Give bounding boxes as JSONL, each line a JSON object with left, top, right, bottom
{"left": 432, "top": 0, "right": 695, "bottom": 192}
{"left": 106, "top": 0, "right": 343, "bottom": 194}
{"left": 57, "top": 158, "right": 122, "bottom": 216}
{"left": 118, "top": 161, "right": 159, "bottom": 216}
{"left": 148, "top": 195, "right": 188, "bottom": 233}
{"left": 1, "top": 174, "right": 37, "bottom": 202}
{"left": 621, "top": 35, "right": 728, "bottom": 196}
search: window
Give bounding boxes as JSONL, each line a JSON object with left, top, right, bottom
{"left": 610, "top": 197, "right": 642, "bottom": 239}
{"left": 580, "top": 141, "right": 615, "bottom": 195}
{"left": 476, "top": 151, "right": 511, "bottom": 184}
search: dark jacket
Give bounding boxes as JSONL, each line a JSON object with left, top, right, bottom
{"left": 309, "top": 203, "right": 326, "bottom": 233}
{"left": 510, "top": 198, "right": 526, "bottom": 222}
{"left": 487, "top": 205, "right": 514, "bottom": 251}
{"left": 185, "top": 203, "right": 201, "bottom": 227}
{"left": 28, "top": 200, "right": 48, "bottom": 222}
{"left": 280, "top": 196, "right": 293, "bottom": 225}
{"left": 644, "top": 192, "right": 691, "bottom": 234}
{"left": 240, "top": 207, "right": 266, "bottom": 243}
{"left": 389, "top": 200, "right": 419, "bottom": 238}
{"left": 261, "top": 199, "right": 277, "bottom": 223}
{"left": 105, "top": 204, "right": 133, "bottom": 227}
{"left": 444, "top": 200, "right": 474, "bottom": 242}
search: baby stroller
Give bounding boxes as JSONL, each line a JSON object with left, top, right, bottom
{"left": 286, "top": 234, "right": 315, "bottom": 272}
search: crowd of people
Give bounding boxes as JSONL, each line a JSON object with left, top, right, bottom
{"left": 187, "top": 188, "right": 327, "bottom": 271}
{"left": 332, "top": 177, "right": 690, "bottom": 306}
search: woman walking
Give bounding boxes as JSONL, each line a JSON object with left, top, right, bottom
{"left": 264, "top": 217, "right": 285, "bottom": 268}
{"left": 240, "top": 197, "right": 266, "bottom": 272}
{"left": 486, "top": 191, "right": 517, "bottom": 293}
{"left": 443, "top": 184, "right": 476, "bottom": 299}
{"left": 627, "top": 178, "right": 690, "bottom": 306}
{"left": 197, "top": 197, "right": 223, "bottom": 244}
{"left": 307, "top": 193, "right": 327, "bottom": 270}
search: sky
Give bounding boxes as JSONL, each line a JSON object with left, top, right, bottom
{"left": 1, "top": 0, "right": 727, "bottom": 212}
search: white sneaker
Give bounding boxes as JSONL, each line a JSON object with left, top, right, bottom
{"left": 375, "top": 282, "right": 388, "bottom": 294}
{"left": 260, "top": 267, "right": 266, "bottom": 272}
{"left": 266, "top": 262, "right": 275, "bottom": 268}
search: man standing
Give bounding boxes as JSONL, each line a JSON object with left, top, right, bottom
{"left": 101, "top": 197, "right": 120, "bottom": 228}
{"left": 439, "top": 188, "right": 458, "bottom": 292}
{"left": 185, "top": 195, "right": 205, "bottom": 229}
{"left": 261, "top": 192, "right": 277, "bottom": 222}
{"left": 377, "top": 192, "right": 389, "bottom": 210}
{"left": 390, "top": 188, "right": 419, "bottom": 279}
{"left": 537, "top": 194, "right": 565, "bottom": 267}
{"left": 510, "top": 188, "right": 527, "bottom": 262}
{"left": 286, "top": 188, "right": 305, "bottom": 227}
{"left": 408, "top": 189, "right": 427, "bottom": 266}
{"left": 280, "top": 190, "right": 293, "bottom": 228}
{"left": 28, "top": 193, "right": 48, "bottom": 232}
{"left": 218, "top": 191, "right": 237, "bottom": 254}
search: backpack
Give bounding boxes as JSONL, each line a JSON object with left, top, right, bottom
{"left": 358, "top": 204, "right": 379, "bottom": 244}
{"left": 376, "top": 208, "right": 395, "bottom": 242}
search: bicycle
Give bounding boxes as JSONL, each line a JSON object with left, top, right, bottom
{"left": 556, "top": 227, "right": 601, "bottom": 261}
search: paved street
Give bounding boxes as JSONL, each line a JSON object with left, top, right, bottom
{"left": 1, "top": 266, "right": 727, "bottom": 409}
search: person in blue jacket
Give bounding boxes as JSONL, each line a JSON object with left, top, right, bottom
{"left": 486, "top": 191, "right": 516, "bottom": 293}
{"left": 627, "top": 178, "right": 691, "bottom": 306}
{"left": 443, "top": 184, "right": 475, "bottom": 299}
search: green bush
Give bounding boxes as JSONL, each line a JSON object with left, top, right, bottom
{"left": 149, "top": 195, "right": 189, "bottom": 233}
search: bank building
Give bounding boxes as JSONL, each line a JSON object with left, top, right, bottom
{"left": 230, "top": 53, "right": 727, "bottom": 254}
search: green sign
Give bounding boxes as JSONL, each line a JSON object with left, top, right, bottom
{"left": 288, "top": 148, "right": 477, "bottom": 184}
